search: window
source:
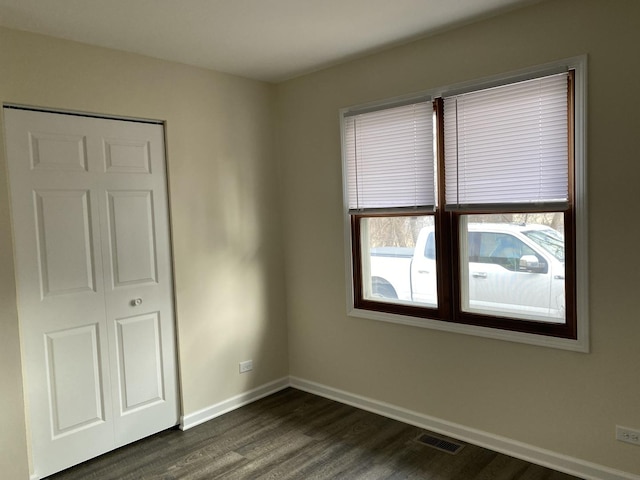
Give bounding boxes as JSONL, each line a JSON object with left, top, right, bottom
{"left": 341, "top": 58, "right": 587, "bottom": 350}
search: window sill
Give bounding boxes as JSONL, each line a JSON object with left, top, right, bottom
{"left": 348, "top": 306, "right": 589, "bottom": 353}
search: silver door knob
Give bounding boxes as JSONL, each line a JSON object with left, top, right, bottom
{"left": 131, "top": 298, "right": 143, "bottom": 306}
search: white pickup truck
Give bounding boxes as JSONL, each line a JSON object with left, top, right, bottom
{"left": 369, "top": 223, "right": 566, "bottom": 321}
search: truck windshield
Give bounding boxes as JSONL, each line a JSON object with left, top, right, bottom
{"left": 523, "top": 229, "right": 564, "bottom": 261}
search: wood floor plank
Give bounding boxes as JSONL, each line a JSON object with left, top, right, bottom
{"left": 46, "top": 388, "right": 583, "bottom": 480}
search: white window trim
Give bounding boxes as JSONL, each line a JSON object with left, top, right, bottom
{"left": 340, "top": 55, "right": 589, "bottom": 353}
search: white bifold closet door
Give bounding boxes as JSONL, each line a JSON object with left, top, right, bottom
{"left": 4, "top": 108, "right": 179, "bottom": 479}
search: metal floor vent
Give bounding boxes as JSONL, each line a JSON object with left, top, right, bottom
{"left": 415, "top": 433, "right": 465, "bottom": 455}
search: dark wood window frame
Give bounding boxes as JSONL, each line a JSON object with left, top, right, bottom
{"left": 349, "top": 69, "right": 578, "bottom": 340}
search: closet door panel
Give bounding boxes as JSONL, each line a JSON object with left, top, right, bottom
{"left": 4, "top": 108, "right": 179, "bottom": 478}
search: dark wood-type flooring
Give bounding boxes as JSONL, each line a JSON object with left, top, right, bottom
{"left": 47, "top": 388, "right": 582, "bottom": 480}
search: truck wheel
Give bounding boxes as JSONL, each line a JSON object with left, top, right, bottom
{"left": 372, "top": 278, "right": 398, "bottom": 299}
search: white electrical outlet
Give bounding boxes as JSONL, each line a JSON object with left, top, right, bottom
{"left": 239, "top": 360, "right": 253, "bottom": 373}
{"left": 616, "top": 426, "right": 640, "bottom": 446}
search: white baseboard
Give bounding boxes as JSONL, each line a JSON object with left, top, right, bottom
{"left": 289, "top": 376, "right": 640, "bottom": 480}
{"left": 180, "top": 377, "right": 289, "bottom": 430}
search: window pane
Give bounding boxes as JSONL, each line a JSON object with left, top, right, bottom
{"left": 360, "top": 216, "right": 437, "bottom": 307}
{"left": 459, "top": 213, "right": 565, "bottom": 323}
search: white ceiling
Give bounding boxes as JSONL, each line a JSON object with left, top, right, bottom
{"left": 0, "top": 0, "right": 538, "bottom": 82}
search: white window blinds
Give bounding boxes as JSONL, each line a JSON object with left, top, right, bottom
{"left": 443, "top": 73, "right": 569, "bottom": 211}
{"left": 345, "top": 101, "right": 435, "bottom": 213}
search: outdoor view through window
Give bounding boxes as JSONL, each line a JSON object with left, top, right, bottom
{"left": 361, "top": 212, "right": 565, "bottom": 323}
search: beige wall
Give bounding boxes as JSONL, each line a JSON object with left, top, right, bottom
{"left": 278, "top": 0, "right": 640, "bottom": 475}
{"left": 0, "top": 27, "right": 289, "bottom": 478}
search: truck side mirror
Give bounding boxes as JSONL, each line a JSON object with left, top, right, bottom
{"left": 519, "top": 255, "right": 547, "bottom": 273}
